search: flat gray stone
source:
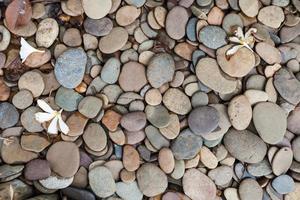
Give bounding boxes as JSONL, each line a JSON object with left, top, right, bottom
{"left": 116, "top": 181, "right": 143, "bottom": 200}
{"left": 272, "top": 175, "right": 295, "bottom": 194}
{"left": 101, "top": 57, "right": 121, "bottom": 84}
{"left": 199, "top": 26, "right": 227, "bottom": 49}
{"left": 0, "top": 102, "right": 19, "bottom": 129}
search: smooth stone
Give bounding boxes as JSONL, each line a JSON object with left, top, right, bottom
{"left": 24, "top": 159, "right": 51, "bottom": 181}
{"left": 274, "top": 68, "right": 300, "bottom": 105}
{"left": 89, "top": 166, "right": 116, "bottom": 198}
{"left": 99, "top": 27, "right": 128, "bottom": 54}
{"left": 147, "top": 53, "right": 175, "bottom": 88}
{"left": 163, "top": 88, "right": 192, "bottom": 115}
{"left": 46, "top": 141, "right": 80, "bottom": 177}
{"left": 246, "top": 74, "right": 266, "bottom": 90}
{"left": 54, "top": 49, "right": 87, "bottom": 89}
{"left": 42, "top": 71, "right": 60, "bottom": 95}
{"left": 63, "top": 28, "right": 82, "bottom": 47}
{"left": 224, "top": 188, "right": 239, "bottom": 200}
{"left": 208, "top": 165, "right": 233, "bottom": 186}
{"left": 253, "top": 102, "right": 287, "bottom": 144}
{"left": 84, "top": 17, "right": 113, "bottom": 37}
{"left": 158, "top": 148, "right": 175, "bottom": 174}
{"left": 145, "top": 105, "right": 170, "bottom": 128}
{"left": 272, "top": 147, "right": 293, "bottom": 176}
{"left": 0, "top": 179, "right": 33, "bottom": 200}
{"left": 137, "top": 163, "right": 168, "bottom": 197}
{"left": 258, "top": 6, "right": 284, "bottom": 28}
{"left": 292, "top": 136, "right": 300, "bottom": 162}
{"left": 228, "top": 95, "right": 252, "bottom": 130}
{"left": 116, "top": 181, "right": 143, "bottom": 200}
{"left": 12, "top": 89, "right": 33, "bottom": 109}
{"left": 247, "top": 159, "right": 272, "bottom": 177}
{"left": 78, "top": 96, "right": 102, "bottom": 118}
{"left": 21, "top": 106, "right": 43, "bottom": 132}
{"left": 83, "top": 123, "right": 107, "bottom": 152}
{"left": 21, "top": 134, "right": 50, "bottom": 153}
{"left": 120, "top": 111, "right": 146, "bottom": 132}
{"left": 0, "top": 102, "right": 19, "bottom": 129}
{"left": 145, "top": 125, "right": 170, "bottom": 150}
{"left": 239, "top": 0, "right": 259, "bottom": 17}
{"left": 183, "top": 168, "right": 216, "bottom": 200}
{"left": 244, "top": 90, "right": 269, "bottom": 105}
{"left": 200, "top": 146, "right": 218, "bottom": 169}
{"left": 39, "top": 175, "right": 73, "bottom": 190}
{"left": 116, "top": 6, "right": 140, "bottom": 26}
{"left": 188, "top": 106, "right": 220, "bottom": 135}
{"left": 280, "top": 23, "right": 300, "bottom": 43}
{"left": 101, "top": 58, "right": 121, "bottom": 84}
{"left": 171, "top": 129, "right": 203, "bottom": 160}
{"left": 171, "top": 159, "right": 185, "bottom": 180}
{"left": 0, "top": 164, "right": 23, "bottom": 182}
{"left": 217, "top": 45, "right": 255, "bottom": 77}
{"left": 199, "top": 26, "right": 227, "bottom": 49}
{"left": 1, "top": 137, "right": 38, "bottom": 164}
{"left": 72, "top": 166, "right": 88, "bottom": 188}
{"left": 24, "top": 50, "right": 52, "bottom": 69}
{"left": 186, "top": 17, "right": 198, "bottom": 42}
{"left": 82, "top": 0, "right": 112, "bottom": 19}
{"left": 55, "top": 87, "right": 83, "bottom": 112}
{"left": 18, "top": 71, "right": 45, "bottom": 97}
{"left": 239, "top": 179, "right": 263, "bottom": 200}
{"left": 66, "top": 112, "right": 88, "bottom": 136}
{"left": 102, "top": 110, "right": 122, "bottom": 132}
{"left": 196, "top": 58, "right": 237, "bottom": 94}
{"left": 62, "top": 187, "right": 95, "bottom": 200}
{"left": 159, "top": 114, "right": 180, "bottom": 140}
{"left": 36, "top": 18, "right": 59, "bottom": 48}
{"left": 165, "top": 6, "right": 189, "bottom": 40}
{"left": 223, "top": 128, "right": 267, "bottom": 163}
{"left": 255, "top": 42, "right": 281, "bottom": 64}
{"left": 119, "top": 61, "right": 147, "bottom": 92}
{"left": 222, "top": 13, "right": 243, "bottom": 33}
{"left": 123, "top": 145, "right": 140, "bottom": 172}
{"left": 272, "top": 175, "right": 295, "bottom": 194}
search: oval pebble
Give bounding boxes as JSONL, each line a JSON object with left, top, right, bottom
{"left": 272, "top": 175, "right": 295, "bottom": 194}
{"left": 36, "top": 18, "right": 59, "bottom": 48}
{"left": 18, "top": 71, "right": 45, "bottom": 98}
{"left": 239, "top": 0, "right": 259, "bottom": 17}
{"left": 121, "top": 111, "right": 147, "bottom": 132}
{"left": 272, "top": 147, "right": 293, "bottom": 176}
{"left": 84, "top": 17, "right": 113, "bottom": 37}
{"left": 199, "top": 26, "right": 227, "bottom": 49}
{"left": 158, "top": 148, "right": 175, "bottom": 174}
{"left": 258, "top": 6, "right": 284, "bottom": 28}
{"left": 116, "top": 6, "right": 140, "bottom": 26}
{"left": 82, "top": 0, "right": 112, "bottom": 19}
{"left": 145, "top": 105, "right": 170, "bottom": 128}
{"left": 83, "top": 123, "right": 107, "bottom": 152}
{"left": 165, "top": 6, "right": 189, "bottom": 40}
{"left": 12, "top": 89, "right": 33, "bottom": 110}
{"left": 239, "top": 179, "right": 263, "bottom": 200}
{"left": 99, "top": 27, "right": 128, "bottom": 54}
{"left": 123, "top": 145, "right": 140, "bottom": 172}
{"left": 163, "top": 88, "right": 192, "bottom": 115}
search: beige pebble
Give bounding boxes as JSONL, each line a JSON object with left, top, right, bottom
{"left": 272, "top": 147, "right": 293, "bottom": 176}
{"left": 99, "top": 27, "right": 128, "bottom": 54}
{"left": 154, "top": 6, "right": 167, "bottom": 27}
{"left": 82, "top": 0, "right": 112, "bottom": 19}
{"left": 123, "top": 145, "right": 140, "bottom": 172}
{"left": 158, "top": 148, "right": 175, "bottom": 174}
{"left": 116, "top": 6, "right": 141, "bottom": 26}
{"left": 200, "top": 146, "right": 218, "bottom": 169}
{"left": 145, "top": 88, "right": 162, "bottom": 106}
{"left": 207, "top": 7, "right": 224, "bottom": 25}
{"left": 244, "top": 89, "right": 269, "bottom": 105}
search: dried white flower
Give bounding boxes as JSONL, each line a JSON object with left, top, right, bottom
{"left": 226, "top": 27, "right": 257, "bottom": 57}
{"left": 19, "top": 37, "right": 44, "bottom": 63}
{"left": 35, "top": 100, "right": 69, "bottom": 135}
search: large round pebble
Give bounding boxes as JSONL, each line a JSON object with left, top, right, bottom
{"left": 165, "top": 6, "right": 189, "bottom": 40}
{"left": 99, "top": 27, "right": 128, "bottom": 54}
{"left": 258, "top": 6, "right": 284, "bottom": 28}
{"left": 82, "top": 0, "right": 112, "bottom": 19}
{"left": 239, "top": 179, "right": 263, "bottom": 200}
{"left": 120, "top": 112, "right": 146, "bottom": 132}
{"left": 199, "top": 26, "right": 227, "bottom": 49}
{"left": 163, "top": 88, "right": 192, "bottom": 115}
{"left": 18, "top": 71, "right": 45, "bottom": 97}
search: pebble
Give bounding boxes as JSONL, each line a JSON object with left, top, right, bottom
{"left": 280, "top": 23, "right": 300, "bottom": 43}
{"left": 166, "top": 6, "right": 189, "bottom": 40}
{"left": 21, "top": 106, "right": 43, "bottom": 132}
{"left": 82, "top": 0, "right": 112, "bottom": 19}
{"left": 12, "top": 89, "right": 33, "bottom": 109}
{"left": 217, "top": 45, "right": 255, "bottom": 77}
{"left": 18, "top": 71, "right": 45, "bottom": 97}
{"left": 239, "top": 179, "right": 263, "bottom": 200}
{"left": 55, "top": 87, "right": 83, "bottom": 112}
{"left": 39, "top": 175, "right": 73, "bottom": 190}
{"left": 224, "top": 129, "right": 267, "bottom": 163}
{"left": 54, "top": 49, "right": 87, "bottom": 89}
{"left": 46, "top": 141, "right": 80, "bottom": 177}
{"left": 63, "top": 28, "right": 82, "bottom": 47}
{"left": 163, "top": 88, "right": 192, "bottom": 115}
{"left": 258, "top": 6, "right": 285, "bottom": 28}
{"left": 0, "top": 102, "right": 19, "bottom": 129}
{"left": 255, "top": 42, "right": 281, "bottom": 64}
{"left": 137, "top": 163, "right": 168, "bottom": 197}
{"left": 272, "top": 147, "right": 293, "bottom": 176}
{"left": 171, "top": 129, "right": 203, "bottom": 160}
{"left": 159, "top": 114, "right": 180, "bottom": 139}
{"left": 199, "top": 26, "right": 227, "bottom": 49}
{"left": 145, "top": 125, "right": 170, "bottom": 150}
{"left": 147, "top": 53, "right": 175, "bottom": 88}
{"left": 78, "top": 96, "right": 102, "bottom": 118}
{"left": 158, "top": 148, "right": 175, "bottom": 174}
{"left": 207, "top": 7, "right": 224, "bottom": 25}
{"left": 119, "top": 61, "right": 147, "bottom": 92}
{"left": 99, "top": 27, "right": 128, "bottom": 54}
{"left": 83, "top": 123, "right": 107, "bottom": 152}
{"left": 228, "top": 95, "right": 252, "bottom": 130}
{"left": 21, "top": 134, "right": 50, "bottom": 153}
{"left": 222, "top": 13, "right": 243, "bottom": 33}
{"left": 244, "top": 90, "right": 269, "bottom": 105}
{"left": 121, "top": 111, "right": 146, "bottom": 132}
{"left": 0, "top": 164, "right": 23, "bottom": 182}
{"left": 116, "top": 181, "right": 143, "bottom": 200}
{"left": 274, "top": 68, "right": 300, "bottom": 105}
{"left": 183, "top": 168, "right": 216, "bottom": 200}
{"left": 145, "top": 105, "right": 170, "bottom": 128}
{"left": 253, "top": 102, "right": 287, "bottom": 144}
{"left": 84, "top": 17, "right": 113, "bottom": 37}
{"left": 208, "top": 165, "right": 233, "bottom": 186}
{"left": 101, "top": 58, "right": 120, "bottom": 84}
{"left": 36, "top": 18, "right": 59, "bottom": 48}
{"left": 24, "top": 159, "right": 51, "bottom": 181}
{"left": 292, "top": 136, "right": 300, "bottom": 162}
{"left": 188, "top": 106, "right": 220, "bottom": 136}
{"left": 0, "top": 179, "right": 33, "bottom": 200}
{"left": 200, "top": 146, "right": 218, "bottom": 169}
{"left": 272, "top": 175, "right": 295, "bottom": 194}
{"left": 116, "top": 6, "right": 140, "bottom": 26}
{"left": 123, "top": 145, "right": 140, "bottom": 172}
{"left": 196, "top": 58, "right": 237, "bottom": 94}
{"left": 102, "top": 110, "right": 122, "bottom": 132}
{"left": 239, "top": 0, "right": 259, "bottom": 17}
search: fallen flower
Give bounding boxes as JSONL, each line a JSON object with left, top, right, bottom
{"left": 35, "top": 99, "right": 69, "bottom": 135}
{"left": 19, "top": 37, "right": 44, "bottom": 63}
{"left": 226, "top": 27, "right": 257, "bottom": 57}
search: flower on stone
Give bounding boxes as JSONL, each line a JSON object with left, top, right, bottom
{"left": 19, "top": 37, "right": 44, "bottom": 63}
{"left": 35, "top": 99, "right": 69, "bottom": 135}
{"left": 226, "top": 27, "right": 257, "bottom": 57}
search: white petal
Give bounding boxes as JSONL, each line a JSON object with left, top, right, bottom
{"left": 35, "top": 112, "right": 54, "bottom": 123}
{"left": 244, "top": 44, "right": 254, "bottom": 52}
{"left": 47, "top": 117, "right": 58, "bottom": 134}
{"left": 58, "top": 115, "right": 69, "bottom": 135}
{"left": 20, "top": 37, "right": 44, "bottom": 63}
{"left": 37, "top": 99, "right": 54, "bottom": 113}
{"left": 245, "top": 28, "right": 257, "bottom": 38}
{"left": 229, "top": 36, "right": 241, "bottom": 44}
{"left": 235, "top": 27, "right": 245, "bottom": 40}
{"left": 226, "top": 45, "right": 243, "bottom": 56}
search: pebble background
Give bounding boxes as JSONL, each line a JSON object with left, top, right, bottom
{"left": 0, "top": 0, "right": 299, "bottom": 200}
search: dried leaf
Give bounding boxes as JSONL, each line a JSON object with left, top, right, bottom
{"left": 5, "top": 0, "right": 32, "bottom": 30}
{"left": 19, "top": 37, "right": 44, "bottom": 63}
